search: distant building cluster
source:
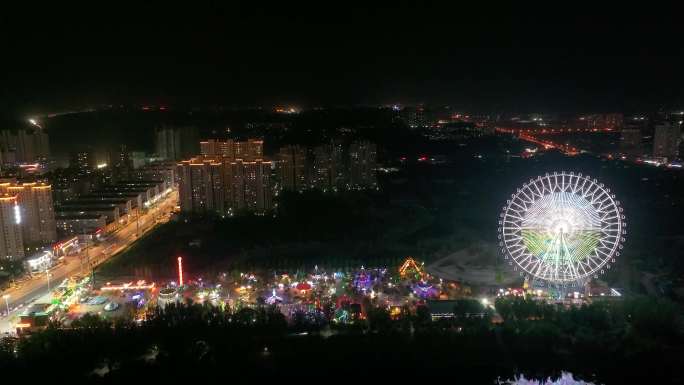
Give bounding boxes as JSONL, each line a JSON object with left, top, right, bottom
{"left": 619, "top": 112, "right": 682, "bottom": 162}
{"left": 493, "top": 110, "right": 683, "bottom": 163}
{"left": 576, "top": 113, "right": 624, "bottom": 131}
{"left": 652, "top": 121, "right": 681, "bottom": 161}
{"left": 131, "top": 162, "right": 176, "bottom": 189}
{"left": 399, "top": 106, "right": 434, "bottom": 129}
{"left": 396, "top": 106, "right": 495, "bottom": 139}
{"left": 0, "top": 128, "right": 50, "bottom": 165}
{"left": 276, "top": 140, "right": 378, "bottom": 192}
{"left": 0, "top": 180, "right": 56, "bottom": 261}
{"left": 55, "top": 146, "right": 177, "bottom": 203}
{"left": 496, "top": 112, "right": 624, "bottom": 132}
{"left": 619, "top": 118, "right": 646, "bottom": 157}
{"left": 178, "top": 139, "right": 273, "bottom": 215}
{"left": 55, "top": 178, "right": 172, "bottom": 239}
{"left": 155, "top": 124, "right": 199, "bottom": 161}
{"left": 49, "top": 150, "right": 177, "bottom": 244}
{"left": 177, "top": 139, "right": 378, "bottom": 215}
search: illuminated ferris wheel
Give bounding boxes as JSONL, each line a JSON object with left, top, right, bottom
{"left": 498, "top": 172, "right": 626, "bottom": 285}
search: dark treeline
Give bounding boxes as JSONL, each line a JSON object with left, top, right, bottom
{"left": 99, "top": 189, "right": 462, "bottom": 278}
{"left": 1, "top": 296, "right": 682, "bottom": 383}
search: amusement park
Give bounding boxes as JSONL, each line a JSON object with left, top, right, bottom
{"left": 8, "top": 170, "right": 628, "bottom": 336}
{"left": 3, "top": 171, "right": 627, "bottom": 335}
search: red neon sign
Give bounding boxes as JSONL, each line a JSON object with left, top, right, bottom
{"left": 177, "top": 257, "right": 183, "bottom": 286}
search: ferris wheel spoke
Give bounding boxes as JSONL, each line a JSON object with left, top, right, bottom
{"left": 571, "top": 256, "right": 588, "bottom": 276}
{"left": 504, "top": 212, "right": 525, "bottom": 221}
{"left": 517, "top": 254, "right": 537, "bottom": 271}
{"left": 519, "top": 189, "right": 534, "bottom": 204}
{"left": 551, "top": 176, "right": 560, "bottom": 193}
{"left": 532, "top": 181, "right": 544, "bottom": 198}
{"left": 552, "top": 174, "right": 559, "bottom": 192}
{"left": 598, "top": 238, "right": 616, "bottom": 248}
{"left": 572, "top": 175, "right": 581, "bottom": 194}
{"left": 590, "top": 190, "right": 608, "bottom": 205}
{"left": 502, "top": 228, "right": 522, "bottom": 236}
{"left": 507, "top": 244, "right": 527, "bottom": 254}
{"left": 567, "top": 261, "right": 581, "bottom": 280}
{"left": 534, "top": 257, "right": 550, "bottom": 280}
{"left": 504, "top": 239, "right": 524, "bottom": 249}
{"left": 576, "top": 177, "right": 588, "bottom": 195}
{"left": 563, "top": 174, "right": 572, "bottom": 193}
{"left": 599, "top": 214, "right": 619, "bottom": 222}
{"left": 524, "top": 185, "right": 540, "bottom": 201}
{"left": 581, "top": 183, "right": 599, "bottom": 201}
{"left": 593, "top": 196, "right": 611, "bottom": 210}
{"left": 585, "top": 255, "right": 603, "bottom": 271}
{"left": 510, "top": 200, "right": 527, "bottom": 212}
{"left": 595, "top": 248, "right": 614, "bottom": 262}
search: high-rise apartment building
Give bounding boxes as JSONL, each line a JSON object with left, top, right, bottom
{"left": 226, "top": 159, "right": 273, "bottom": 212}
{"left": 132, "top": 162, "right": 177, "bottom": 190}
{"left": 156, "top": 126, "right": 182, "bottom": 161}
{"left": 311, "top": 142, "right": 345, "bottom": 191}
{"left": 653, "top": 122, "right": 681, "bottom": 160}
{"left": 245, "top": 139, "right": 264, "bottom": 159}
{"left": 0, "top": 195, "right": 24, "bottom": 260}
{"left": 156, "top": 124, "right": 199, "bottom": 160}
{"left": 277, "top": 145, "right": 307, "bottom": 192}
{"left": 177, "top": 159, "right": 225, "bottom": 214}
{"left": 70, "top": 151, "right": 96, "bottom": 174}
{"left": 311, "top": 145, "right": 332, "bottom": 191}
{"left": 201, "top": 139, "right": 234, "bottom": 157}
{"left": 200, "top": 139, "right": 264, "bottom": 159}
{"left": 0, "top": 182, "right": 57, "bottom": 247}
{"left": 0, "top": 129, "right": 50, "bottom": 164}
{"left": 604, "top": 113, "right": 624, "bottom": 130}
{"left": 178, "top": 137, "right": 274, "bottom": 215}
{"left": 178, "top": 156, "right": 275, "bottom": 215}
{"left": 620, "top": 127, "right": 642, "bottom": 157}
{"left": 349, "top": 141, "right": 377, "bottom": 189}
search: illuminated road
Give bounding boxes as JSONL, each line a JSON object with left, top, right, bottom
{"left": 496, "top": 127, "right": 582, "bottom": 156}
{"left": 0, "top": 190, "right": 178, "bottom": 334}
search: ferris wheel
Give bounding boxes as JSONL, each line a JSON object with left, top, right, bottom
{"left": 498, "top": 172, "right": 626, "bottom": 285}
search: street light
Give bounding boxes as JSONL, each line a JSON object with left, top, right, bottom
{"left": 2, "top": 294, "right": 9, "bottom": 316}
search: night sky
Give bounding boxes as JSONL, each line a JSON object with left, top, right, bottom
{"left": 3, "top": 4, "right": 684, "bottom": 117}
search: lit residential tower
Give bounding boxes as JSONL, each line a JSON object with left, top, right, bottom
{"left": 277, "top": 145, "right": 307, "bottom": 192}
{"left": 348, "top": 141, "right": 377, "bottom": 189}
{"left": 0, "top": 182, "right": 56, "bottom": 248}
{"left": 0, "top": 194, "right": 24, "bottom": 260}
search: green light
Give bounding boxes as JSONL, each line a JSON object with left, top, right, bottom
{"left": 522, "top": 229, "right": 600, "bottom": 263}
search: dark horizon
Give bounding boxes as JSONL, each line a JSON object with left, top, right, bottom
{"left": 4, "top": 4, "right": 684, "bottom": 119}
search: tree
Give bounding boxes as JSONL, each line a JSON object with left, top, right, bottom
{"left": 367, "top": 306, "right": 392, "bottom": 333}
{"left": 71, "top": 313, "right": 112, "bottom": 329}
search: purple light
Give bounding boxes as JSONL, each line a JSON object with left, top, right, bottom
{"left": 412, "top": 281, "right": 438, "bottom": 298}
